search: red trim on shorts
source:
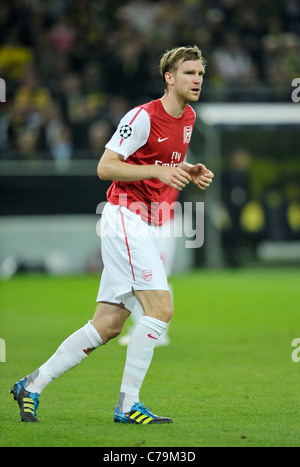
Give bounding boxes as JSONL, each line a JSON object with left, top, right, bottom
{"left": 119, "top": 107, "right": 143, "bottom": 147}
{"left": 118, "top": 206, "right": 136, "bottom": 282}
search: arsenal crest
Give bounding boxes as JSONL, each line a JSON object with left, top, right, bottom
{"left": 183, "top": 125, "right": 192, "bottom": 144}
{"left": 142, "top": 270, "right": 152, "bottom": 282}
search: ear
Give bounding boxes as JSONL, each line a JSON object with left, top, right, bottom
{"left": 164, "top": 71, "right": 174, "bottom": 86}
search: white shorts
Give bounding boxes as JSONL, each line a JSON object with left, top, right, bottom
{"left": 156, "top": 217, "right": 177, "bottom": 277}
{"left": 96, "top": 203, "right": 169, "bottom": 311}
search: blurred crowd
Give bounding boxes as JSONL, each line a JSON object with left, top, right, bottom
{"left": 0, "top": 0, "right": 299, "bottom": 161}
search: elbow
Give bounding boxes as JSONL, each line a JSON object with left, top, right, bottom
{"left": 97, "top": 150, "right": 121, "bottom": 180}
{"left": 97, "top": 161, "right": 109, "bottom": 180}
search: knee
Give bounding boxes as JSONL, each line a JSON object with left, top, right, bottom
{"left": 135, "top": 290, "right": 174, "bottom": 323}
{"left": 91, "top": 304, "right": 129, "bottom": 343}
{"left": 93, "top": 315, "right": 124, "bottom": 342}
{"left": 144, "top": 300, "right": 174, "bottom": 323}
{"left": 161, "top": 304, "right": 174, "bottom": 323}
{"left": 106, "top": 317, "right": 124, "bottom": 340}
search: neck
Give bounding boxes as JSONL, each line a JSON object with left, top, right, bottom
{"left": 160, "top": 92, "right": 188, "bottom": 118}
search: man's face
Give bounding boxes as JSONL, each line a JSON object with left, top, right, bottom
{"left": 168, "top": 59, "right": 205, "bottom": 103}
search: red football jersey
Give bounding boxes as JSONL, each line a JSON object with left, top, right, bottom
{"left": 105, "top": 98, "right": 196, "bottom": 225}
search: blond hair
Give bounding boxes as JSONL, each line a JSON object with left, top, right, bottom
{"left": 160, "top": 45, "right": 206, "bottom": 85}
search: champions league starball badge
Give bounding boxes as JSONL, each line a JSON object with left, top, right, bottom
{"left": 119, "top": 124, "right": 132, "bottom": 139}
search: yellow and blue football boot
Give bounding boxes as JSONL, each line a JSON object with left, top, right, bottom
{"left": 114, "top": 402, "right": 172, "bottom": 424}
{"left": 10, "top": 378, "right": 40, "bottom": 423}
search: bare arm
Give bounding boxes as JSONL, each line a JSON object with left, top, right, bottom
{"left": 97, "top": 148, "right": 192, "bottom": 190}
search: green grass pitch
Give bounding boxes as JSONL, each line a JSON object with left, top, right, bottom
{"left": 1, "top": 268, "right": 300, "bottom": 447}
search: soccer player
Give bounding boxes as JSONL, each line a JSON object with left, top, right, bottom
{"left": 10, "top": 45, "right": 214, "bottom": 424}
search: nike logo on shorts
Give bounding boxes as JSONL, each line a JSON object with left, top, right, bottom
{"left": 148, "top": 333, "right": 158, "bottom": 340}
{"left": 158, "top": 137, "right": 169, "bottom": 142}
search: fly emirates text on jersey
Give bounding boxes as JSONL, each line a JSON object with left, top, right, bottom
{"left": 155, "top": 151, "right": 182, "bottom": 167}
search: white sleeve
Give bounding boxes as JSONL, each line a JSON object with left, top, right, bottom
{"left": 105, "top": 107, "right": 150, "bottom": 160}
